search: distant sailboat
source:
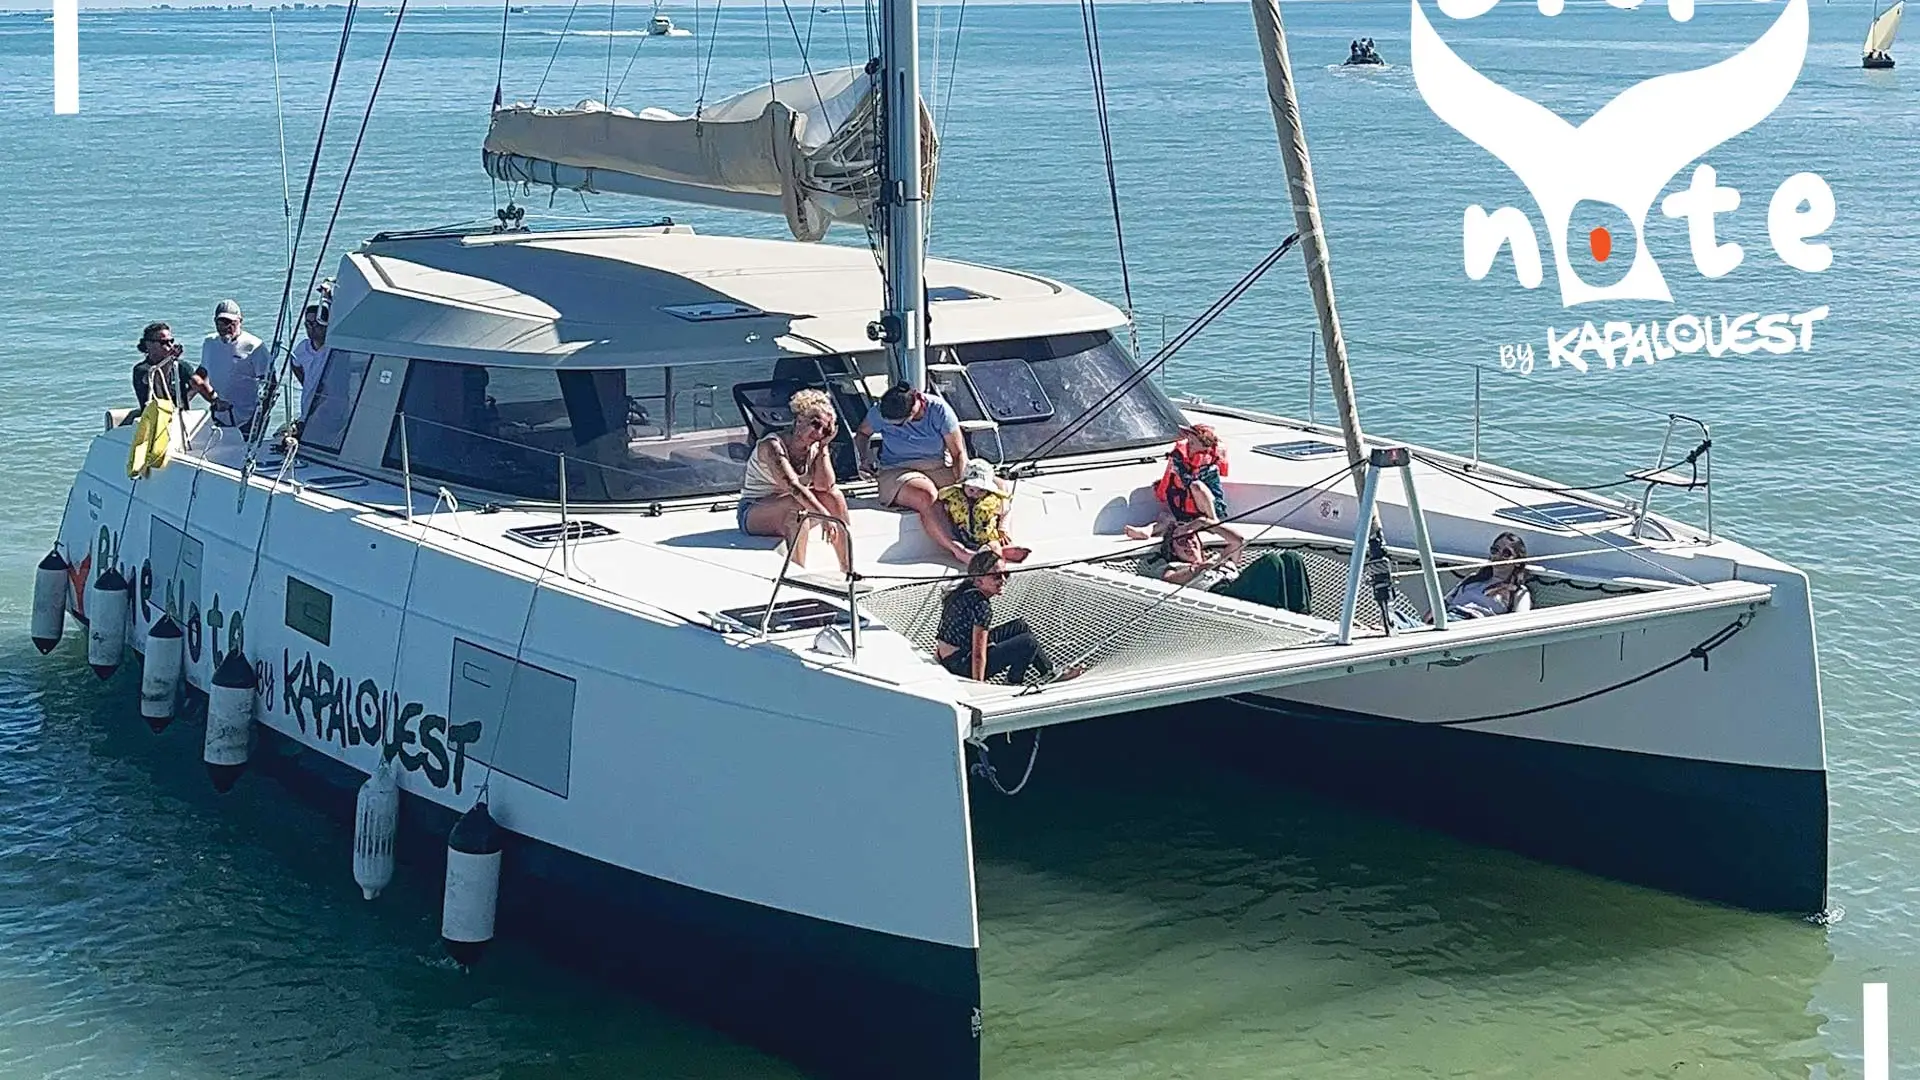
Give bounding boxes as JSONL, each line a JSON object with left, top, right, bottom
{"left": 1864, "top": 0, "right": 1901, "bottom": 67}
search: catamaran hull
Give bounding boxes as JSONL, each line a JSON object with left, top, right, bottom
{"left": 52, "top": 437, "right": 985, "bottom": 1080}
{"left": 247, "top": 720, "right": 981, "bottom": 1080}
{"left": 1234, "top": 589, "right": 1828, "bottom": 914}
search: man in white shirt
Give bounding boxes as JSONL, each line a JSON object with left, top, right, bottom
{"left": 290, "top": 301, "right": 331, "bottom": 427}
{"left": 199, "top": 299, "right": 273, "bottom": 436}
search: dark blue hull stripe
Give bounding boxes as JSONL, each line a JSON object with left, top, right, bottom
{"left": 1196, "top": 697, "right": 1829, "bottom": 915}
{"left": 250, "top": 723, "right": 982, "bottom": 1080}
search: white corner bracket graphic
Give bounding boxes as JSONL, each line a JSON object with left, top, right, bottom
{"left": 1411, "top": 0, "right": 1809, "bottom": 306}
{"left": 54, "top": 0, "right": 78, "bottom": 115}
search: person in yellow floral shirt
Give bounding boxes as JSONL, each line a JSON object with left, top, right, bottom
{"left": 935, "top": 460, "right": 1030, "bottom": 564}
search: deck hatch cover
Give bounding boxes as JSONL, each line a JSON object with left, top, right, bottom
{"left": 303, "top": 473, "right": 368, "bottom": 491}
{"left": 928, "top": 285, "right": 991, "bottom": 302}
{"left": 1252, "top": 440, "right": 1344, "bottom": 460}
{"left": 661, "top": 301, "right": 761, "bottom": 322}
{"left": 716, "top": 597, "right": 865, "bottom": 634}
{"left": 504, "top": 520, "right": 618, "bottom": 546}
{"left": 1493, "top": 501, "right": 1624, "bottom": 530}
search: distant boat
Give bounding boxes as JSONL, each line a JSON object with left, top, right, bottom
{"left": 1864, "top": 0, "right": 1901, "bottom": 67}
{"left": 510, "top": 4, "right": 527, "bottom": 11}
{"left": 648, "top": 13, "right": 691, "bottom": 34}
{"left": 1343, "top": 41, "right": 1386, "bottom": 66}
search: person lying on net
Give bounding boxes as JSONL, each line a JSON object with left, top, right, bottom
{"left": 1137, "top": 521, "right": 1312, "bottom": 615}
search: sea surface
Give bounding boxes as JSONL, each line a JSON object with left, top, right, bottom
{"left": 0, "top": 0, "right": 1914, "bottom": 1076}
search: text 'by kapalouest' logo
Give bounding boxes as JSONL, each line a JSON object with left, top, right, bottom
{"left": 1410, "top": 0, "right": 1834, "bottom": 373}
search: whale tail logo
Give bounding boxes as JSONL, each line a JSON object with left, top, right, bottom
{"left": 1410, "top": 0, "right": 1809, "bottom": 306}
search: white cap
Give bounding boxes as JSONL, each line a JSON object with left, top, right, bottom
{"left": 959, "top": 459, "right": 1006, "bottom": 495}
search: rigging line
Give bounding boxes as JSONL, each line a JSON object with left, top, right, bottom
{"left": 269, "top": 12, "right": 293, "bottom": 287}
{"left": 778, "top": 0, "right": 831, "bottom": 133}
{"left": 299, "top": 0, "right": 411, "bottom": 316}
{"left": 1418, "top": 449, "right": 1707, "bottom": 589}
{"left": 839, "top": 0, "right": 854, "bottom": 70}
{"left": 260, "top": 0, "right": 360, "bottom": 438}
{"left": 696, "top": 0, "right": 726, "bottom": 112}
{"left": 1078, "top": 0, "right": 1134, "bottom": 348}
{"left": 609, "top": 0, "right": 661, "bottom": 103}
{"left": 493, "top": 0, "right": 510, "bottom": 106}
{"left": 532, "top": 0, "right": 583, "bottom": 107}
{"left": 851, "top": 460, "right": 1354, "bottom": 584}
{"left": 1007, "top": 234, "right": 1299, "bottom": 471}
{"left": 1410, "top": 449, "right": 1661, "bottom": 496}
{"left": 607, "top": 0, "right": 617, "bottom": 102}
{"left": 1024, "top": 464, "right": 1351, "bottom": 688}
{"left": 1228, "top": 611, "right": 1755, "bottom": 728}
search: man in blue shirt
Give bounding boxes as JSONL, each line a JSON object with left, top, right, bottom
{"left": 857, "top": 382, "right": 974, "bottom": 562}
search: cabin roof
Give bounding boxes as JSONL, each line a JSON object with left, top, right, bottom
{"left": 325, "top": 224, "right": 1128, "bottom": 369}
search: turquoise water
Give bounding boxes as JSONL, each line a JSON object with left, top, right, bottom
{"left": 0, "top": 0, "right": 1914, "bottom": 1075}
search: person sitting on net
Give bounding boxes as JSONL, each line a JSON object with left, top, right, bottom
{"left": 737, "top": 389, "right": 855, "bottom": 579}
{"left": 935, "top": 459, "right": 1030, "bottom": 565}
{"left": 1137, "top": 521, "right": 1312, "bottom": 614}
{"left": 1126, "top": 423, "right": 1229, "bottom": 540}
{"left": 934, "top": 550, "right": 1083, "bottom": 685}
{"left": 1437, "top": 531, "right": 1533, "bottom": 619}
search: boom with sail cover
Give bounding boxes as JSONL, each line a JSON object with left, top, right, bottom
{"left": 1864, "top": 0, "right": 1901, "bottom": 66}
{"left": 483, "top": 66, "right": 938, "bottom": 242}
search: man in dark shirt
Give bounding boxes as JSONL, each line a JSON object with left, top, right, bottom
{"left": 131, "top": 321, "right": 218, "bottom": 413}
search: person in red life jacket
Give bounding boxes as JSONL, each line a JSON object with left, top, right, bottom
{"left": 1126, "top": 423, "right": 1229, "bottom": 540}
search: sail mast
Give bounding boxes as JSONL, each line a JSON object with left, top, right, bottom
{"left": 878, "top": 0, "right": 929, "bottom": 391}
{"left": 1247, "top": 0, "right": 1373, "bottom": 503}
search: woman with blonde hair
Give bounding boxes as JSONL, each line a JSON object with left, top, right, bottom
{"left": 737, "top": 389, "right": 854, "bottom": 577}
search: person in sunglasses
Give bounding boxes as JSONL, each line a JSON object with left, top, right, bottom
{"left": 1438, "top": 532, "right": 1533, "bottom": 619}
{"left": 934, "top": 550, "right": 1084, "bottom": 685}
{"left": 131, "top": 321, "right": 218, "bottom": 412}
{"left": 738, "top": 389, "right": 855, "bottom": 578}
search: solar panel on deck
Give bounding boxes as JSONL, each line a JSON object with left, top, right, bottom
{"left": 1493, "top": 501, "right": 1622, "bottom": 530}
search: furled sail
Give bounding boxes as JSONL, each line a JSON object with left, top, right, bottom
{"left": 482, "top": 65, "right": 937, "bottom": 242}
{"left": 1865, "top": 1, "right": 1903, "bottom": 54}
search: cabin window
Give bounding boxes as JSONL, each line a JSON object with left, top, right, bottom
{"left": 384, "top": 357, "right": 772, "bottom": 502}
{"left": 300, "top": 350, "right": 373, "bottom": 453}
{"left": 942, "top": 332, "right": 1184, "bottom": 459}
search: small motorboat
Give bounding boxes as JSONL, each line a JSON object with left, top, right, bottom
{"left": 1343, "top": 39, "right": 1386, "bottom": 66}
{"left": 649, "top": 14, "right": 690, "bottom": 34}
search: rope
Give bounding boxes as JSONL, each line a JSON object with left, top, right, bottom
{"left": 253, "top": 0, "right": 360, "bottom": 456}
{"left": 493, "top": 0, "right": 510, "bottom": 107}
{"left": 1228, "top": 610, "right": 1754, "bottom": 728}
{"left": 1078, "top": 0, "right": 1135, "bottom": 356}
{"left": 1411, "top": 449, "right": 1689, "bottom": 497}
{"left": 1007, "top": 234, "right": 1299, "bottom": 472}
{"left": 1019, "top": 461, "right": 1350, "bottom": 691}
{"left": 967, "top": 730, "right": 1041, "bottom": 795}
{"left": 532, "top": 0, "right": 583, "bottom": 106}
{"left": 1413, "top": 450, "right": 1705, "bottom": 589}
{"left": 849, "top": 458, "right": 1352, "bottom": 585}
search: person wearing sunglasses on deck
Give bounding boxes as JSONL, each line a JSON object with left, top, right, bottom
{"left": 933, "top": 550, "right": 1084, "bottom": 685}
{"left": 737, "top": 389, "right": 855, "bottom": 579}
{"left": 1436, "top": 531, "right": 1533, "bottom": 620}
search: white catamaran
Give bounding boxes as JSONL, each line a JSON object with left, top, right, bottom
{"left": 31, "top": 0, "right": 1827, "bottom": 1075}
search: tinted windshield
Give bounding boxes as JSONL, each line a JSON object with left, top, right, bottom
{"left": 384, "top": 358, "right": 769, "bottom": 502}
{"left": 930, "top": 332, "right": 1183, "bottom": 460}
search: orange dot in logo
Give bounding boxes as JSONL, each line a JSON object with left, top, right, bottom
{"left": 1589, "top": 227, "right": 1612, "bottom": 263}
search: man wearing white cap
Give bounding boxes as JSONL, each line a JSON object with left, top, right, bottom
{"left": 199, "top": 299, "right": 273, "bottom": 436}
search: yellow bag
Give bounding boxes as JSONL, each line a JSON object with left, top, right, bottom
{"left": 127, "top": 395, "right": 175, "bottom": 479}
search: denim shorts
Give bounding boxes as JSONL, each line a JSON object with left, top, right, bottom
{"left": 736, "top": 500, "right": 753, "bottom": 533}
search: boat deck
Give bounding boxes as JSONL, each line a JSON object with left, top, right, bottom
{"left": 153, "top": 401, "right": 1774, "bottom": 727}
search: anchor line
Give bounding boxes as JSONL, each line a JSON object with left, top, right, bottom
{"left": 967, "top": 729, "right": 1040, "bottom": 796}
{"left": 1230, "top": 609, "right": 1755, "bottom": 729}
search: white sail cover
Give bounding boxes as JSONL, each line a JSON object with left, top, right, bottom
{"left": 483, "top": 66, "right": 937, "bottom": 242}
{"left": 1866, "top": 1, "right": 1903, "bottom": 53}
